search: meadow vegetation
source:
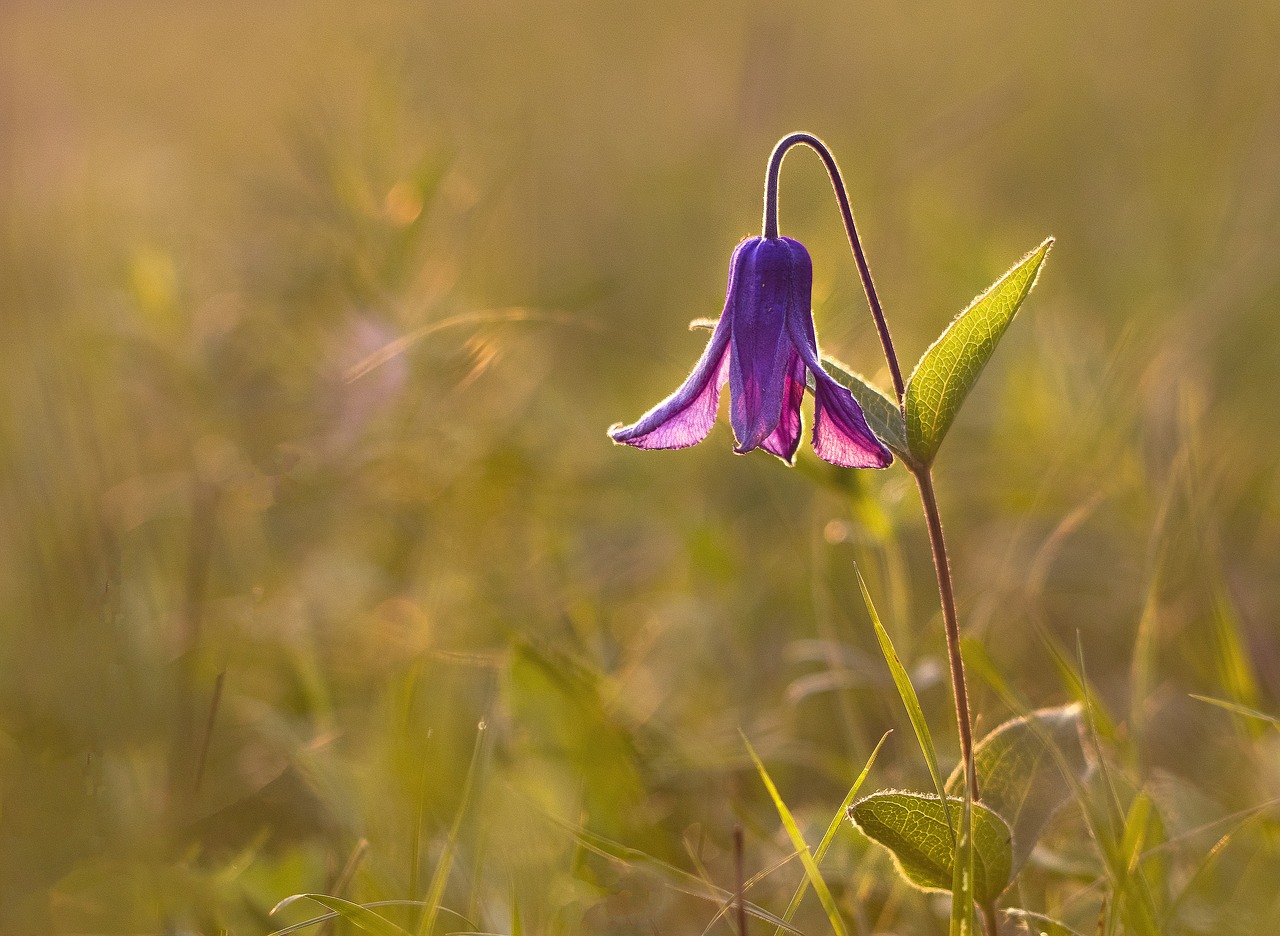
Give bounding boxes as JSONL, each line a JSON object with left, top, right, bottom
{"left": 2, "top": 1, "right": 1279, "bottom": 933}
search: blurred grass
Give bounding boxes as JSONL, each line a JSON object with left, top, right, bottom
{"left": 1, "top": 0, "right": 1279, "bottom": 933}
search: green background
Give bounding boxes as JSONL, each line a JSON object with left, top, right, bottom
{"left": 1, "top": 1, "right": 1278, "bottom": 932}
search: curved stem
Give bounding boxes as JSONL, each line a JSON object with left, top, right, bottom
{"left": 912, "top": 464, "right": 979, "bottom": 801}
{"left": 762, "top": 132, "right": 906, "bottom": 401}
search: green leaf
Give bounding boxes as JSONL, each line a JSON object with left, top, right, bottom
{"left": 818, "top": 357, "right": 910, "bottom": 461}
{"left": 904, "top": 238, "right": 1053, "bottom": 465}
{"left": 848, "top": 791, "right": 1013, "bottom": 905}
{"left": 270, "top": 895, "right": 413, "bottom": 936}
{"left": 945, "top": 704, "right": 1087, "bottom": 872}
{"left": 857, "top": 569, "right": 951, "bottom": 824}
{"left": 743, "top": 734, "right": 850, "bottom": 936}
{"left": 1003, "top": 908, "right": 1088, "bottom": 936}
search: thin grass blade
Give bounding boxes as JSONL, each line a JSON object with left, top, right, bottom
{"left": 743, "top": 733, "right": 851, "bottom": 936}
{"left": 773, "top": 731, "right": 891, "bottom": 936}
{"left": 857, "top": 567, "right": 952, "bottom": 832}
{"left": 271, "top": 895, "right": 413, "bottom": 936}
{"left": 418, "top": 721, "right": 489, "bottom": 936}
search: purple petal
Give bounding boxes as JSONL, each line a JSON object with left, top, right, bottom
{"left": 786, "top": 303, "right": 893, "bottom": 469}
{"left": 758, "top": 349, "right": 805, "bottom": 464}
{"left": 810, "top": 376, "right": 893, "bottom": 468}
{"left": 608, "top": 311, "right": 732, "bottom": 450}
{"left": 729, "top": 238, "right": 804, "bottom": 453}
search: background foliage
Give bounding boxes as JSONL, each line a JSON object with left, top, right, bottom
{"left": 2, "top": 1, "right": 1279, "bottom": 933}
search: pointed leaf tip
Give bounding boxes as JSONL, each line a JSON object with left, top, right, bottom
{"left": 904, "top": 238, "right": 1053, "bottom": 465}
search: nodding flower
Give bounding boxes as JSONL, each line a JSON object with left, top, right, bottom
{"left": 608, "top": 234, "right": 892, "bottom": 469}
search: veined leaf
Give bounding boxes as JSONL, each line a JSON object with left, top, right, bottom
{"left": 945, "top": 704, "right": 1087, "bottom": 872}
{"left": 904, "top": 238, "right": 1053, "bottom": 465}
{"left": 819, "top": 357, "right": 910, "bottom": 461}
{"left": 848, "top": 791, "right": 1013, "bottom": 905}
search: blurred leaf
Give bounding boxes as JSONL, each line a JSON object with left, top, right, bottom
{"left": 904, "top": 238, "right": 1053, "bottom": 465}
{"left": 848, "top": 791, "right": 1013, "bottom": 905}
{"left": 270, "top": 895, "right": 412, "bottom": 936}
{"left": 820, "top": 357, "right": 910, "bottom": 461}
{"left": 1189, "top": 694, "right": 1280, "bottom": 729}
{"left": 858, "top": 569, "right": 951, "bottom": 821}
{"left": 1208, "top": 581, "right": 1266, "bottom": 738}
{"left": 945, "top": 705, "right": 1087, "bottom": 872}
{"left": 743, "top": 734, "right": 850, "bottom": 936}
{"left": 1003, "top": 908, "right": 1088, "bottom": 936}
{"left": 774, "top": 730, "right": 891, "bottom": 936}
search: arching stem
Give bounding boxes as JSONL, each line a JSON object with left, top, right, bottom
{"left": 762, "top": 132, "right": 905, "bottom": 400}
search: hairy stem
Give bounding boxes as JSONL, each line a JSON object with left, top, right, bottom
{"left": 762, "top": 132, "right": 905, "bottom": 399}
{"left": 912, "top": 464, "right": 979, "bottom": 800}
{"left": 980, "top": 901, "right": 999, "bottom": 936}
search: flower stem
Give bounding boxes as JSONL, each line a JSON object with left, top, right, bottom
{"left": 768, "top": 132, "right": 980, "bottom": 797}
{"left": 980, "top": 902, "right": 1000, "bottom": 936}
{"left": 911, "top": 463, "right": 979, "bottom": 801}
{"left": 769, "top": 130, "right": 981, "bottom": 808}
{"left": 762, "top": 132, "right": 905, "bottom": 400}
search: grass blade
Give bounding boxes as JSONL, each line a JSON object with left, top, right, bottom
{"left": 1189, "top": 694, "right": 1280, "bottom": 730}
{"left": 418, "top": 721, "right": 488, "bottom": 936}
{"left": 857, "top": 567, "right": 952, "bottom": 834}
{"left": 772, "top": 731, "right": 891, "bottom": 936}
{"left": 949, "top": 766, "right": 977, "bottom": 936}
{"left": 271, "top": 895, "right": 413, "bottom": 936}
{"left": 742, "top": 733, "right": 851, "bottom": 936}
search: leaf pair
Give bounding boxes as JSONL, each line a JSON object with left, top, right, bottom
{"left": 825, "top": 238, "right": 1054, "bottom": 468}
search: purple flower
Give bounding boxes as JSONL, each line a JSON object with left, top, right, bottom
{"left": 609, "top": 236, "right": 892, "bottom": 468}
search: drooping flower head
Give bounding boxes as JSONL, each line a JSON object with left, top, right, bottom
{"left": 608, "top": 235, "right": 892, "bottom": 469}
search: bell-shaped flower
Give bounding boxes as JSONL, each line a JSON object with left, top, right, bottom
{"left": 609, "top": 236, "right": 892, "bottom": 468}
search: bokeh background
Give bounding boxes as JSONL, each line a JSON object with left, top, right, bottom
{"left": 2, "top": 1, "right": 1279, "bottom": 933}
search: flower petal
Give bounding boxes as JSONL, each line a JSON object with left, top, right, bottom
{"left": 786, "top": 302, "right": 893, "bottom": 469}
{"left": 731, "top": 237, "right": 809, "bottom": 453}
{"left": 608, "top": 311, "right": 731, "bottom": 450}
{"left": 758, "top": 349, "right": 805, "bottom": 464}
{"left": 810, "top": 374, "right": 893, "bottom": 468}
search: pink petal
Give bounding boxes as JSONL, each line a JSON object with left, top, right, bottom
{"left": 758, "top": 350, "right": 805, "bottom": 464}
{"left": 786, "top": 307, "right": 893, "bottom": 469}
{"left": 608, "top": 313, "right": 732, "bottom": 450}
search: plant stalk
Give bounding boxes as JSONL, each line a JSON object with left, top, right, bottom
{"left": 767, "top": 131, "right": 979, "bottom": 796}
{"left": 762, "top": 132, "right": 906, "bottom": 399}
{"left": 769, "top": 131, "right": 985, "bottom": 920}
{"left": 911, "top": 464, "right": 979, "bottom": 801}
{"left": 980, "top": 902, "right": 999, "bottom": 936}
